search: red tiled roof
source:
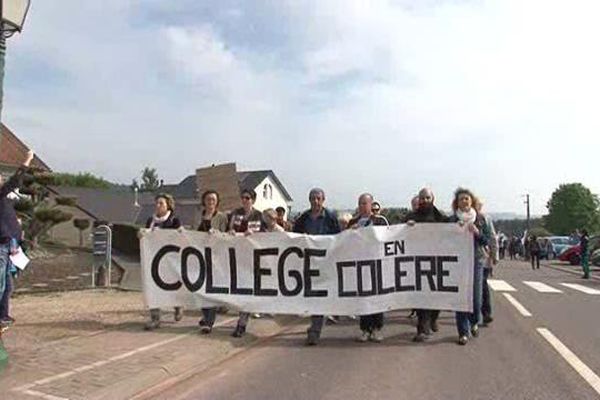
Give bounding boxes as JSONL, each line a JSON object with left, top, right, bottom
{"left": 0, "top": 123, "right": 50, "bottom": 171}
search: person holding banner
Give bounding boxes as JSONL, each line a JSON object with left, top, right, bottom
{"left": 144, "top": 194, "right": 184, "bottom": 331}
{"left": 293, "top": 188, "right": 341, "bottom": 346}
{"left": 229, "top": 188, "right": 266, "bottom": 338}
{"left": 347, "top": 193, "right": 389, "bottom": 343}
{"left": 405, "top": 188, "right": 448, "bottom": 343}
{"left": 197, "top": 190, "right": 229, "bottom": 334}
{"left": 450, "top": 188, "right": 492, "bottom": 345}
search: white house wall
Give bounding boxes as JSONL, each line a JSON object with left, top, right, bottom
{"left": 251, "top": 176, "right": 292, "bottom": 219}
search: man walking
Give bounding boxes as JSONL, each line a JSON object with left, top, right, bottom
{"left": 293, "top": 188, "right": 341, "bottom": 346}
{"left": 405, "top": 188, "right": 448, "bottom": 342}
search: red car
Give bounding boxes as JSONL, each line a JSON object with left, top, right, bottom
{"left": 558, "top": 245, "right": 581, "bottom": 265}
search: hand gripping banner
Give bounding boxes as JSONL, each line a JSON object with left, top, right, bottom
{"left": 140, "top": 224, "right": 474, "bottom": 314}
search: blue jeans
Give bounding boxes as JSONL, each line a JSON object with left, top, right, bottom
{"left": 0, "top": 271, "right": 12, "bottom": 320}
{"left": 456, "top": 259, "right": 484, "bottom": 337}
{"left": 0, "top": 244, "right": 9, "bottom": 299}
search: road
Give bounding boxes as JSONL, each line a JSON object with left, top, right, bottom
{"left": 150, "top": 260, "right": 600, "bottom": 400}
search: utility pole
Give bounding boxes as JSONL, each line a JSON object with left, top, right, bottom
{"left": 524, "top": 194, "right": 531, "bottom": 231}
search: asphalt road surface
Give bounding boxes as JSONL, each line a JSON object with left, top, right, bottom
{"left": 153, "top": 260, "right": 600, "bottom": 400}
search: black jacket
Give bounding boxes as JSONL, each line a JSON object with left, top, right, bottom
{"left": 405, "top": 205, "right": 448, "bottom": 223}
{"left": 293, "top": 208, "right": 341, "bottom": 235}
{"left": 145, "top": 214, "right": 182, "bottom": 230}
{"left": 0, "top": 167, "right": 27, "bottom": 243}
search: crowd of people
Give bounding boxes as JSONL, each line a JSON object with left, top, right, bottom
{"left": 142, "top": 184, "right": 500, "bottom": 347}
{"left": 5, "top": 151, "right": 591, "bottom": 346}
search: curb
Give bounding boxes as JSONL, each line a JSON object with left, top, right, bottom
{"left": 129, "top": 316, "right": 301, "bottom": 400}
{"left": 543, "top": 263, "right": 600, "bottom": 282}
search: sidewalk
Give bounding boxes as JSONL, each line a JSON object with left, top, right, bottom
{"left": 0, "top": 290, "right": 300, "bottom": 400}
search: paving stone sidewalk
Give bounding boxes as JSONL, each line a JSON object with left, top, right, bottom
{"left": 0, "top": 290, "right": 299, "bottom": 400}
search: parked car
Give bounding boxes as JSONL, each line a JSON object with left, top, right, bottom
{"left": 558, "top": 235, "right": 600, "bottom": 266}
{"left": 558, "top": 245, "right": 581, "bottom": 265}
{"left": 547, "top": 236, "right": 575, "bottom": 259}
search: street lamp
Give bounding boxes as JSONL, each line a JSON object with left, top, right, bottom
{"left": 0, "top": 0, "right": 31, "bottom": 121}
{"left": 1, "top": 0, "right": 31, "bottom": 37}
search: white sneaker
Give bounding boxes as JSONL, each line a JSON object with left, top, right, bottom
{"left": 357, "top": 331, "right": 370, "bottom": 342}
{"left": 370, "top": 330, "right": 384, "bottom": 343}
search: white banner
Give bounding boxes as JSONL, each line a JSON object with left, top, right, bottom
{"left": 140, "top": 224, "right": 474, "bottom": 314}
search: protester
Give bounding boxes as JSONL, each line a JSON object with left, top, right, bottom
{"left": 581, "top": 229, "right": 590, "bottom": 279}
{"left": 347, "top": 193, "right": 389, "bottom": 343}
{"left": 450, "top": 188, "right": 492, "bottom": 345}
{"left": 407, "top": 194, "right": 420, "bottom": 320}
{"left": 405, "top": 188, "right": 448, "bottom": 342}
{"left": 264, "top": 208, "right": 285, "bottom": 232}
{"left": 293, "top": 188, "right": 341, "bottom": 346}
{"left": 410, "top": 195, "right": 420, "bottom": 212}
{"left": 527, "top": 235, "right": 541, "bottom": 270}
{"left": 371, "top": 201, "right": 389, "bottom": 225}
{"left": 144, "top": 194, "right": 184, "bottom": 330}
{"left": 338, "top": 212, "right": 353, "bottom": 231}
{"left": 477, "top": 204, "right": 498, "bottom": 327}
{"left": 197, "top": 190, "right": 229, "bottom": 334}
{"left": 0, "top": 150, "right": 34, "bottom": 332}
{"left": 228, "top": 188, "right": 266, "bottom": 337}
{"left": 275, "top": 206, "right": 292, "bottom": 231}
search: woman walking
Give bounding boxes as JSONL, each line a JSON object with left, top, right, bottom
{"left": 228, "top": 188, "right": 265, "bottom": 337}
{"left": 451, "top": 188, "right": 492, "bottom": 345}
{"left": 197, "top": 190, "right": 229, "bottom": 334}
{"left": 144, "top": 194, "right": 184, "bottom": 330}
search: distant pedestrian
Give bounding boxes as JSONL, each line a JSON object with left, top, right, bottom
{"left": 197, "top": 190, "right": 229, "bottom": 334}
{"left": 405, "top": 188, "right": 448, "bottom": 342}
{"left": 347, "top": 193, "right": 389, "bottom": 343}
{"left": 581, "top": 229, "right": 590, "bottom": 279}
{"left": 527, "top": 235, "right": 541, "bottom": 270}
{"left": 144, "top": 193, "right": 184, "bottom": 331}
{"left": 450, "top": 188, "right": 492, "bottom": 345}
{"left": 228, "top": 188, "right": 266, "bottom": 338}
{"left": 293, "top": 188, "right": 341, "bottom": 346}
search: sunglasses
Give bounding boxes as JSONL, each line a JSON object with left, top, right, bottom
{"left": 241, "top": 196, "right": 252, "bottom": 200}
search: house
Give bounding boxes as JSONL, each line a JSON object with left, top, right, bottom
{"left": 135, "top": 163, "right": 294, "bottom": 228}
{"left": 0, "top": 123, "right": 50, "bottom": 178}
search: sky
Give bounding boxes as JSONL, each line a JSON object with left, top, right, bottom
{"left": 3, "top": 0, "right": 600, "bottom": 215}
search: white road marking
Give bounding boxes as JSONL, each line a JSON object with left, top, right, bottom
{"left": 537, "top": 328, "right": 600, "bottom": 396}
{"left": 22, "top": 390, "right": 70, "bottom": 400}
{"left": 13, "top": 317, "right": 238, "bottom": 397}
{"left": 502, "top": 293, "right": 532, "bottom": 317}
{"left": 561, "top": 283, "right": 600, "bottom": 295}
{"left": 523, "top": 281, "right": 563, "bottom": 293}
{"left": 488, "top": 279, "right": 517, "bottom": 292}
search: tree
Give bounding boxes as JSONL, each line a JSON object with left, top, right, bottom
{"left": 139, "top": 167, "right": 160, "bottom": 192}
{"left": 14, "top": 172, "right": 78, "bottom": 248}
{"left": 494, "top": 217, "right": 546, "bottom": 237}
{"left": 51, "top": 172, "right": 112, "bottom": 188}
{"left": 545, "top": 183, "right": 600, "bottom": 235}
{"left": 73, "top": 218, "right": 91, "bottom": 247}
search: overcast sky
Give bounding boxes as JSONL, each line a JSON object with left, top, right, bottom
{"left": 4, "top": 0, "right": 599, "bottom": 215}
